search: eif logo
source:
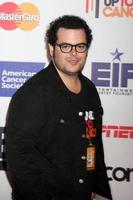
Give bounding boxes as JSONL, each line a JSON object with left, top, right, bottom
{"left": 91, "top": 49, "right": 133, "bottom": 95}
{"left": 85, "top": 0, "right": 133, "bottom": 18}
{"left": 0, "top": 2, "right": 40, "bottom": 31}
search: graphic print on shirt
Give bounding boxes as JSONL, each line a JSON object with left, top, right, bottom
{"left": 85, "top": 111, "right": 96, "bottom": 171}
{"left": 85, "top": 111, "right": 96, "bottom": 139}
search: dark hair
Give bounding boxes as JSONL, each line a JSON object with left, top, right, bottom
{"left": 46, "top": 15, "right": 93, "bottom": 47}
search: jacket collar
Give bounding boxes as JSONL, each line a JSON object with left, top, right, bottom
{"left": 46, "top": 61, "right": 88, "bottom": 96}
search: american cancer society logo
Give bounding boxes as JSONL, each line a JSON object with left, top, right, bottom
{"left": 91, "top": 49, "right": 133, "bottom": 95}
{"left": 85, "top": 0, "right": 133, "bottom": 18}
{"left": 0, "top": 61, "right": 45, "bottom": 97}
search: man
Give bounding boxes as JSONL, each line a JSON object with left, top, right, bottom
{"left": 6, "top": 15, "right": 112, "bottom": 200}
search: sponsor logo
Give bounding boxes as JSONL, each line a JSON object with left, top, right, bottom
{"left": 91, "top": 49, "right": 133, "bottom": 96}
{"left": 0, "top": 2, "right": 40, "bottom": 31}
{"left": 107, "top": 166, "right": 133, "bottom": 182}
{"left": 0, "top": 61, "right": 45, "bottom": 97}
{"left": 0, "top": 127, "right": 6, "bottom": 170}
{"left": 102, "top": 125, "right": 133, "bottom": 138}
{"left": 85, "top": 0, "right": 133, "bottom": 18}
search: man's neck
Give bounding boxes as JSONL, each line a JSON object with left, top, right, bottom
{"left": 55, "top": 67, "right": 82, "bottom": 94}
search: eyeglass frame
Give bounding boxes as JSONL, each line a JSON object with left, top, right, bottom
{"left": 54, "top": 42, "right": 89, "bottom": 53}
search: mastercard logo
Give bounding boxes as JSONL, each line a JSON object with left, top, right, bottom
{"left": 0, "top": 2, "right": 40, "bottom": 31}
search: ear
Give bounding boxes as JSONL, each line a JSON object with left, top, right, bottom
{"left": 48, "top": 43, "right": 54, "bottom": 58}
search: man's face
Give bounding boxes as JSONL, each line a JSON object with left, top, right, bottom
{"left": 48, "top": 28, "right": 88, "bottom": 77}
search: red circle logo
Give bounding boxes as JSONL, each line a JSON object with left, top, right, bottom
{"left": 0, "top": 2, "right": 40, "bottom": 31}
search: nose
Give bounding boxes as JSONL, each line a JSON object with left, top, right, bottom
{"left": 70, "top": 46, "right": 77, "bottom": 55}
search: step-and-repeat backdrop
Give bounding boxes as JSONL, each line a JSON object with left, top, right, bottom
{"left": 0, "top": 0, "right": 133, "bottom": 199}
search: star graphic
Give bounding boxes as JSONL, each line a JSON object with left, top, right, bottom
{"left": 110, "top": 48, "right": 124, "bottom": 61}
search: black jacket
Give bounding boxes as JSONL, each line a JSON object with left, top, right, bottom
{"left": 6, "top": 62, "right": 112, "bottom": 200}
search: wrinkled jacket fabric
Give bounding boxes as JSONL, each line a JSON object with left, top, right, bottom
{"left": 6, "top": 62, "right": 112, "bottom": 200}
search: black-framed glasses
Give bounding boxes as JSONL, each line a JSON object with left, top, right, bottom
{"left": 55, "top": 43, "right": 88, "bottom": 53}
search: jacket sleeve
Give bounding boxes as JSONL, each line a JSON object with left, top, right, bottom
{"left": 92, "top": 104, "right": 112, "bottom": 200}
{"left": 6, "top": 85, "right": 51, "bottom": 200}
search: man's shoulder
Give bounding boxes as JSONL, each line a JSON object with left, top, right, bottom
{"left": 25, "top": 64, "right": 52, "bottom": 85}
{"left": 11, "top": 65, "right": 51, "bottom": 98}
{"left": 81, "top": 73, "right": 101, "bottom": 104}
{"left": 80, "top": 73, "right": 96, "bottom": 90}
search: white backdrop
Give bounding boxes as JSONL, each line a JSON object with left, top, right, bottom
{"left": 0, "top": 0, "right": 133, "bottom": 199}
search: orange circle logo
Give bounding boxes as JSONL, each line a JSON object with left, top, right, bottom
{"left": 0, "top": 2, "right": 40, "bottom": 31}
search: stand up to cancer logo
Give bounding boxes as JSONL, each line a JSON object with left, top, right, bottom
{"left": 0, "top": 2, "right": 40, "bottom": 31}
